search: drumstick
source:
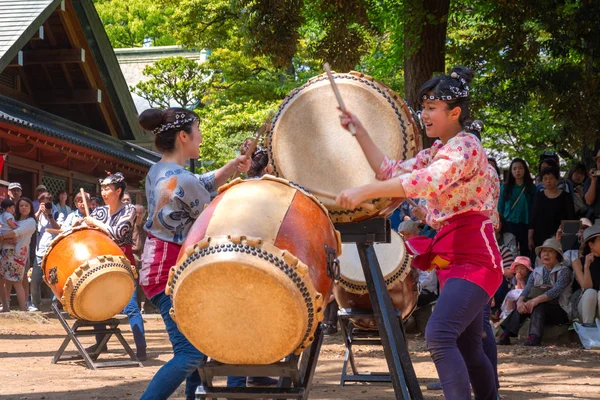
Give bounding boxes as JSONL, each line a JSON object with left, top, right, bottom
{"left": 323, "top": 62, "right": 356, "bottom": 136}
{"left": 244, "top": 111, "right": 275, "bottom": 158}
{"left": 302, "top": 186, "right": 376, "bottom": 212}
{"left": 80, "top": 188, "right": 90, "bottom": 217}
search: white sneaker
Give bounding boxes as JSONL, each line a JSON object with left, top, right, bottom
{"left": 28, "top": 305, "right": 39, "bottom": 312}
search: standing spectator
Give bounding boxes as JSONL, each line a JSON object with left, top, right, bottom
{"left": 54, "top": 190, "right": 71, "bottom": 219}
{"left": 498, "top": 158, "right": 536, "bottom": 257}
{"left": 62, "top": 191, "right": 90, "bottom": 230}
{"left": 29, "top": 192, "right": 64, "bottom": 311}
{"left": 529, "top": 166, "right": 575, "bottom": 254}
{"left": 122, "top": 192, "right": 132, "bottom": 204}
{"left": 32, "top": 185, "right": 48, "bottom": 212}
{"left": 0, "top": 198, "right": 37, "bottom": 312}
{"left": 7, "top": 182, "right": 22, "bottom": 203}
{"left": 571, "top": 222, "right": 600, "bottom": 325}
{"left": 535, "top": 158, "right": 574, "bottom": 196}
{"left": 0, "top": 199, "right": 18, "bottom": 311}
{"left": 568, "top": 162, "right": 590, "bottom": 218}
{"left": 90, "top": 197, "right": 101, "bottom": 212}
{"left": 584, "top": 150, "right": 600, "bottom": 223}
{"left": 497, "top": 238, "right": 573, "bottom": 346}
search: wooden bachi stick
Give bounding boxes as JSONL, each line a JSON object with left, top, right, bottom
{"left": 323, "top": 62, "right": 356, "bottom": 135}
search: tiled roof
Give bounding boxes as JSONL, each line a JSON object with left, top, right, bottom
{"left": 0, "top": 0, "right": 62, "bottom": 72}
{"left": 0, "top": 95, "right": 160, "bottom": 168}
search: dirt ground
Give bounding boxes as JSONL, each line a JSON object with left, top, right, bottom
{"left": 1, "top": 312, "right": 599, "bottom": 400}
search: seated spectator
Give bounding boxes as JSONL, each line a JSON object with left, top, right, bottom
{"left": 558, "top": 217, "right": 593, "bottom": 262}
{"left": 529, "top": 165, "right": 575, "bottom": 254}
{"left": 571, "top": 222, "right": 600, "bottom": 326}
{"left": 584, "top": 149, "right": 600, "bottom": 223}
{"left": 568, "top": 162, "right": 590, "bottom": 218}
{"left": 496, "top": 238, "right": 573, "bottom": 346}
{"left": 500, "top": 256, "right": 533, "bottom": 319}
{"left": 492, "top": 218, "right": 516, "bottom": 319}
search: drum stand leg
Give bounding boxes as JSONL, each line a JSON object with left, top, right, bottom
{"left": 338, "top": 308, "right": 401, "bottom": 386}
{"left": 356, "top": 242, "right": 423, "bottom": 399}
{"left": 51, "top": 300, "right": 143, "bottom": 370}
{"left": 195, "top": 324, "right": 324, "bottom": 400}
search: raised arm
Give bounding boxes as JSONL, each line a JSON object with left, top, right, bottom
{"left": 339, "top": 109, "right": 385, "bottom": 173}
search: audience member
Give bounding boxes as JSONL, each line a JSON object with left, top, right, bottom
{"left": 568, "top": 162, "right": 590, "bottom": 218}
{"left": 497, "top": 238, "right": 573, "bottom": 346}
{"left": 584, "top": 150, "right": 600, "bottom": 223}
{"left": 571, "top": 222, "right": 600, "bottom": 325}
{"left": 500, "top": 256, "right": 533, "bottom": 319}
{"left": 55, "top": 190, "right": 72, "bottom": 218}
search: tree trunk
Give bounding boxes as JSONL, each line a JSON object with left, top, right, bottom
{"left": 404, "top": 0, "right": 450, "bottom": 148}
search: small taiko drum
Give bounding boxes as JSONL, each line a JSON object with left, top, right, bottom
{"left": 166, "top": 175, "right": 342, "bottom": 364}
{"left": 334, "top": 230, "right": 419, "bottom": 330}
{"left": 266, "top": 71, "right": 419, "bottom": 223}
{"left": 41, "top": 226, "right": 136, "bottom": 321}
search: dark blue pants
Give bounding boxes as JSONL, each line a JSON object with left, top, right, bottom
{"left": 425, "top": 278, "right": 497, "bottom": 400}
{"left": 482, "top": 301, "right": 499, "bottom": 389}
{"left": 140, "top": 292, "right": 207, "bottom": 400}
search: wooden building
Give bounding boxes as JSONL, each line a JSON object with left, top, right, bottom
{"left": 0, "top": 0, "right": 159, "bottom": 203}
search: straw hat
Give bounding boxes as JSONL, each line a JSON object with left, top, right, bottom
{"left": 535, "top": 238, "right": 564, "bottom": 262}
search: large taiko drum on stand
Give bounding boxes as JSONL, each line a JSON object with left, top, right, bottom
{"left": 266, "top": 71, "right": 420, "bottom": 223}
{"left": 41, "top": 226, "right": 136, "bottom": 321}
{"left": 334, "top": 230, "right": 419, "bottom": 330}
{"left": 166, "top": 175, "right": 342, "bottom": 365}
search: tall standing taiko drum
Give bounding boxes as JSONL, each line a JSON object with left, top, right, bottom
{"left": 266, "top": 71, "right": 420, "bottom": 223}
{"left": 166, "top": 175, "right": 342, "bottom": 365}
{"left": 41, "top": 226, "right": 137, "bottom": 321}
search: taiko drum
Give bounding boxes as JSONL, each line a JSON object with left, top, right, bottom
{"left": 166, "top": 175, "right": 342, "bottom": 364}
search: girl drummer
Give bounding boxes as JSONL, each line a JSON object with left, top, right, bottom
{"left": 336, "top": 67, "right": 502, "bottom": 400}
{"left": 137, "top": 107, "right": 250, "bottom": 400}
{"left": 81, "top": 172, "right": 147, "bottom": 360}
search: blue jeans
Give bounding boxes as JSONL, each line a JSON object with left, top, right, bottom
{"left": 94, "top": 281, "right": 146, "bottom": 351}
{"left": 425, "top": 278, "right": 497, "bottom": 400}
{"left": 140, "top": 291, "right": 207, "bottom": 400}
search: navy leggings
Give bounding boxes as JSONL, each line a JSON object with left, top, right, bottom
{"left": 425, "top": 278, "right": 497, "bottom": 400}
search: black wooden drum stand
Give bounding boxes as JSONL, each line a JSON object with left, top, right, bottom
{"left": 335, "top": 218, "right": 423, "bottom": 399}
{"left": 337, "top": 307, "right": 401, "bottom": 385}
{"left": 195, "top": 324, "right": 324, "bottom": 399}
{"left": 51, "top": 300, "right": 143, "bottom": 370}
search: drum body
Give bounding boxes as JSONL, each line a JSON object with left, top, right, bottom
{"left": 41, "top": 226, "right": 136, "bottom": 321}
{"left": 267, "top": 71, "right": 419, "bottom": 223}
{"left": 167, "top": 176, "right": 341, "bottom": 364}
{"left": 333, "top": 231, "right": 418, "bottom": 330}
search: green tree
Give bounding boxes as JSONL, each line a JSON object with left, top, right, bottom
{"left": 94, "top": 0, "right": 176, "bottom": 47}
{"left": 132, "top": 56, "right": 211, "bottom": 109}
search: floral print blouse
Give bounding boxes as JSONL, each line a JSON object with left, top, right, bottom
{"left": 376, "top": 132, "right": 500, "bottom": 230}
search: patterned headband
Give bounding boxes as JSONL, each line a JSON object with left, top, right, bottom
{"left": 153, "top": 112, "right": 199, "bottom": 135}
{"left": 99, "top": 171, "right": 125, "bottom": 186}
{"left": 422, "top": 71, "right": 470, "bottom": 101}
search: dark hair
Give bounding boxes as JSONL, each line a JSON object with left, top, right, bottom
{"left": 248, "top": 149, "right": 269, "bottom": 178}
{"left": 567, "top": 162, "right": 587, "bottom": 182}
{"left": 503, "top": 158, "right": 534, "bottom": 201}
{"left": 498, "top": 214, "right": 508, "bottom": 235}
{"left": 138, "top": 107, "right": 199, "bottom": 152}
{"left": 538, "top": 157, "right": 558, "bottom": 174}
{"left": 57, "top": 189, "right": 68, "bottom": 197}
{"left": 16, "top": 197, "right": 35, "bottom": 221}
{"left": 99, "top": 174, "right": 127, "bottom": 200}
{"left": 1, "top": 199, "right": 15, "bottom": 209}
{"left": 541, "top": 166, "right": 560, "bottom": 181}
{"left": 419, "top": 66, "right": 475, "bottom": 125}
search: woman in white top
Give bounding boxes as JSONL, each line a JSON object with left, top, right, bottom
{"left": 0, "top": 198, "right": 37, "bottom": 311}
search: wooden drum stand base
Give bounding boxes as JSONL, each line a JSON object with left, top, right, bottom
{"left": 51, "top": 300, "right": 143, "bottom": 370}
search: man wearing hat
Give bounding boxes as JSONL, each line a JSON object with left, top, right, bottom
{"left": 571, "top": 222, "right": 600, "bottom": 325}
{"left": 584, "top": 149, "right": 600, "bottom": 223}
{"left": 7, "top": 183, "right": 22, "bottom": 203}
{"left": 497, "top": 238, "right": 573, "bottom": 346}
{"left": 32, "top": 184, "right": 48, "bottom": 212}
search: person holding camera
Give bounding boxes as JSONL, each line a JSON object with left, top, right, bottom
{"left": 29, "top": 191, "right": 64, "bottom": 311}
{"left": 584, "top": 150, "right": 600, "bottom": 223}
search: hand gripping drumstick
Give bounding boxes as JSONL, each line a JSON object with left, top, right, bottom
{"left": 80, "top": 188, "right": 90, "bottom": 217}
{"left": 323, "top": 63, "right": 357, "bottom": 136}
{"left": 302, "top": 186, "right": 376, "bottom": 212}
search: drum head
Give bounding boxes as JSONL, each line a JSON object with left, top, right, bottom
{"left": 338, "top": 230, "right": 408, "bottom": 294}
{"left": 171, "top": 240, "right": 324, "bottom": 365}
{"left": 268, "top": 72, "right": 417, "bottom": 222}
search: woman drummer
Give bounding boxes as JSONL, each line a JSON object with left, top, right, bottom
{"left": 336, "top": 67, "right": 502, "bottom": 399}
{"left": 137, "top": 107, "right": 250, "bottom": 400}
{"left": 80, "top": 172, "right": 147, "bottom": 360}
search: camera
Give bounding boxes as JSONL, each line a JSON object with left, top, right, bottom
{"left": 44, "top": 202, "right": 53, "bottom": 213}
{"left": 592, "top": 170, "right": 599, "bottom": 177}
